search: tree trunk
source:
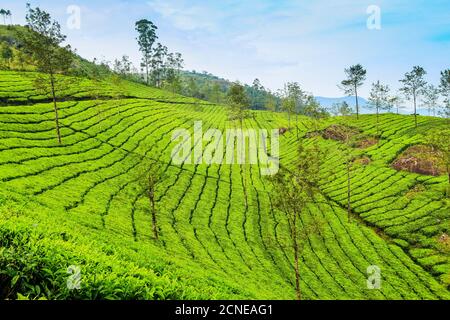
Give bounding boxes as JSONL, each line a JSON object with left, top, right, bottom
{"left": 239, "top": 118, "right": 249, "bottom": 208}
{"left": 347, "top": 159, "right": 352, "bottom": 222}
{"left": 413, "top": 92, "right": 418, "bottom": 128}
{"left": 50, "top": 74, "right": 62, "bottom": 145}
{"left": 447, "top": 164, "right": 450, "bottom": 184}
{"left": 288, "top": 112, "right": 291, "bottom": 129}
{"left": 376, "top": 105, "right": 379, "bottom": 136}
{"left": 355, "top": 84, "right": 360, "bottom": 120}
{"left": 149, "top": 192, "right": 158, "bottom": 240}
{"left": 292, "top": 214, "right": 301, "bottom": 300}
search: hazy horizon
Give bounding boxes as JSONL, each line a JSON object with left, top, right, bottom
{"left": 1, "top": 0, "right": 449, "bottom": 111}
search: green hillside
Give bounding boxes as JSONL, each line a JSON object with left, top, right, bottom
{"left": 0, "top": 69, "right": 449, "bottom": 300}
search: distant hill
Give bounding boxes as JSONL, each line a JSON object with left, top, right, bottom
{"left": 315, "top": 96, "right": 368, "bottom": 109}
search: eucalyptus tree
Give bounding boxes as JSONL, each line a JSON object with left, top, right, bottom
{"left": 0, "top": 9, "right": 6, "bottom": 24}
{"left": 422, "top": 84, "right": 440, "bottom": 116}
{"left": 165, "top": 52, "right": 184, "bottom": 93}
{"left": 271, "top": 140, "right": 324, "bottom": 300}
{"left": 1, "top": 45, "right": 13, "bottom": 69}
{"left": 399, "top": 66, "right": 427, "bottom": 127}
{"left": 368, "top": 81, "right": 390, "bottom": 135}
{"left": 388, "top": 94, "right": 405, "bottom": 115}
{"left": 281, "top": 82, "right": 303, "bottom": 133}
{"left": 135, "top": 19, "right": 158, "bottom": 85}
{"left": 136, "top": 157, "right": 164, "bottom": 240}
{"left": 439, "top": 69, "right": 450, "bottom": 122}
{"left": 331, "top": 101, "right": 353, "bottom": 117}
{"left": 150, "top": 43, "right": 168, "bottom": 88}
{"left": 18, "top": 4, "right": 74, "bottom": 144}
{"left": 340, "top": 64, "right": 367, "bottom": 120}
{"left": 6, "top": 10, "right": 11, "bottom": 24}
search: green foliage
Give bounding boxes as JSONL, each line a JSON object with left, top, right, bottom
{"left": 0, "top": 70, "right": 449, "bottom": 301}
{"left": 340, "top": 64, "right": 367, "bottom": 118}
{"left": 135, "top": 19, "right": 158, "bottom": 85}
{"left": 227, "top": 82, "right": 250, "bottom": 123}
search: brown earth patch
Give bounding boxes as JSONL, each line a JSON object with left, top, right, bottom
{"left": 318, "top": 124, "right": 378, "bottom": 149}
{"left": 353, "top": 156, "right": 372, "bottom": 166}
{"left": 321, "top": 124, "right": 360, "bottom": 142}
{"left": 354, "top": 137, "right": 379, "bottom": 149}
{"left": 392, "top": 145, "right": 446, "bottom": 176}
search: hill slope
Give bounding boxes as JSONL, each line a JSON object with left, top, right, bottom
{"left": 0, "top": 70, "right": 449, "bottom": 300}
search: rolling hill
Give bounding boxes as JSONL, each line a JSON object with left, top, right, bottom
{"left": 0, "top": 69, "right": 449, "bottom": 300}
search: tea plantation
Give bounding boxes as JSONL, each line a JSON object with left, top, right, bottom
{"left": 0, "top": 70, "right": 449, "bottom": 300}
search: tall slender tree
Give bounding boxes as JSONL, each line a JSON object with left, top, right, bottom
{"left": 136, "top": 156, "right": 164, "bottom": 240}
{"left": 18, "top": 4, "right": 74, "bottom": 144}
{"left": 6, "top": 10, "right": 11, "bottom": 24}
{"left": 281, "top": 82, "right": 303, "bottom": 132}
{"left": 271, "top": 140, "right": 323, "bottom": 300}
{"left": 227, "top": 82, "right": 250, "bottom": 126}
{"left": 135, "top": 19, "right": 158, "bottom": 86}
{"left": 150, "top": 43, "right": 168, "bottom": 88}
{"left": 388, "top": 94, "right": 405, "bottom": 115}
{"left": 439, "top": 69, "right": 450, "bottom": 122}
{"left": 340, "top": 64, "right": 367, "bottom": 120}
{"left": 368, "top": 81, "right": 390, "bottom": 136}
{"left": 0, "top": 9, "right": 6, "bottom": 24}
{"left": 422, "top": 84, "right": 440, "bottom": 116}
{"left": 399, "top": 66, "right": 427, "bottom": 128}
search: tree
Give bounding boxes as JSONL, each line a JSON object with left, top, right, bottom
{"left": 227, "top": 82, "right": 250, "bottom": 126}
{"left": 6, "top": 10, "right": 11, "bottom": 25}
{"left": 135, "top": 19, "right": 158, "bottom": 86}
{"left": 422, "top": 84, "right": 440, "bottom": 116}
{"left": 367, "top": 81, "right": 390, "bottom": 136}
{"left": 388, "top": 94, "right": 405, "bottom": 115}
{"left": 399, "top": 66, "right": 427, "bottom": 128}
{"left": 18, "top": 4, "right": 74, "bottom": 144}
{"left": 227, "top": 82, "right": 251, "bottom": 209}
{"left": 187, "top": 77, "right": 200, "bottom": 99}
{"left": 264, "top": 91, "right": 278, "bottom": 112}
{"left": 136, "top": 157, "right": 164, "bottom": 240}
{"left": 165, "top": 52, "right": 184, "bottom": 93}
{"left": 210, "top": 82, "right": 222, "bottom": 103}
{"left": 331, "top": 101, "right": 353, "bottom": 117}
{"left": 332, "top": 123, "right": 358, "bottom": 222}
{"left": 281, "top": 82, "right": 303, "bottom": 134}
{"left": 113, "top": 55, "right": 133, "bottom": 78}
{"left": 303, "top": 95, "right": 329, "bottom": 122}
{"left": 150, "top": 43, "right": 168, "bottom": 87}
{"left": 427, "top": 129, "right": 450, "bottom": 187}
{"left": 439, "top": 70, "right": 450, "bottom": 122}
{"left": 340, "top": 64, "right": 367, "bottom": 120}
{"left": 270, "top": 140, "right": 323, "bottom": 300}
{"left": 0, "top": 9, "right": 6, "bottom": 25}
{"left": 251, "top": 78, "right": 264, "bottom": 109}
{"left": 1, "top": 45, "right": 13, "bottom": 69}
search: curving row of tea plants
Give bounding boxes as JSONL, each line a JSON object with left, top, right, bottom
{"left": 0, "top": 70, "right": 449, "bottom": 300}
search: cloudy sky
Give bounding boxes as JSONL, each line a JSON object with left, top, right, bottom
{"left": 2, "top": 0, "right": 449, "bottom": 100}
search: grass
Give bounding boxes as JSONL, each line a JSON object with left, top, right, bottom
{"left": 0, "top": 70, "right": 449, "bottom": 300}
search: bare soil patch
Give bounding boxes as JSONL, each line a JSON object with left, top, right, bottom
{"left": 392, "top": 145, "right": 446, "bottom": 176}
{"left": 317, "top": 124, "right": 379, "bottom": 149}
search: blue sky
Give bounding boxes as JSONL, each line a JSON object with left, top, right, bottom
{"left": 2, "top": 0, "right": 449, "bottom": 104}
